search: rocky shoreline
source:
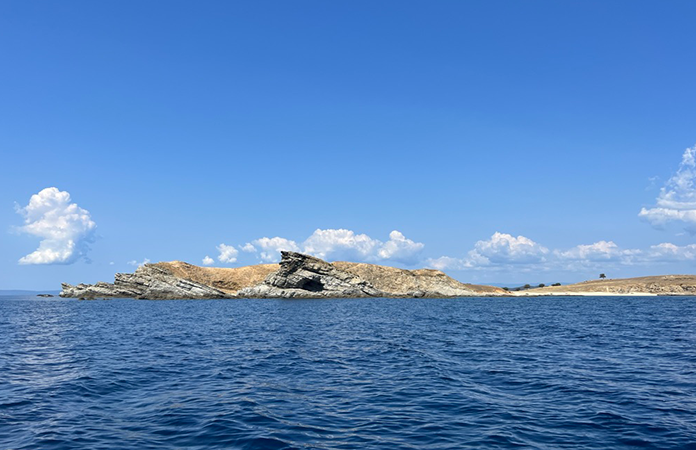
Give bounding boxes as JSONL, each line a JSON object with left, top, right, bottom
{"left": 61, "top": 251, "right": 505, "bottom": 299}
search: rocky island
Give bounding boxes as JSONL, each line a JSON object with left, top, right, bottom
{"left": 60, "top": 251, "right": 696, "bottom": 299}
{"left": 61, "top": 251, "right": 505, "bottom": 299}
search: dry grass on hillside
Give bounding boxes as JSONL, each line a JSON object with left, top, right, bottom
{"left": 332, "top": 261, "right": 506, "bottom": 295}
{"left": 524, "top": 274, "right": 696, "bottom": 295}
{"left": 153, "top": 259, "right": 507, "bottom": 296}
{"left": 154, "top": 261, "right": 279, "bottom": 294}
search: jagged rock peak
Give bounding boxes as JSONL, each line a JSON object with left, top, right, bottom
{"left": 238, "top": 251, "right": 386, "bottom": 298}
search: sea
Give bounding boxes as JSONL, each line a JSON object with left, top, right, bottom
{"left": 0, "top": 295, "right": 694, "bottom": 449}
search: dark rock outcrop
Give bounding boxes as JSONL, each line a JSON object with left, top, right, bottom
{"left": 237, "top": 252, "right": 386, "bottom": 298}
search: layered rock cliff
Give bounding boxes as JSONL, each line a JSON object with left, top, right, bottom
{"left": 237, "top": 252, "right": 386, "bottom": 298}
{"left": 61, "top": 264, "right": 229, "bottom": 300}
{"left": 61, "top": 251, "right": 505, "bottom": 299}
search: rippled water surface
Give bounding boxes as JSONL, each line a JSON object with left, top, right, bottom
{"left": 1, "top": 296, "right": 695, "bottom": 449}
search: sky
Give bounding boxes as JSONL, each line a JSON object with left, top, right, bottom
{"left": 2, "top": 1, "right": 696, "bottom": 289}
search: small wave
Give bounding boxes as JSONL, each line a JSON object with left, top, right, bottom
{"left": 1, "top": 296, "right": 695, "bottom": 449}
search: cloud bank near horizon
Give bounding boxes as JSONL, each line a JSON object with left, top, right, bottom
{"left": 427, "top": 232, "right": 696, "bottom": 273}
{"left": 209, "top": 227, "right": 696, "bottom": 276}
{"left": 16, "top": 187, "right": 97, "bottom": 265}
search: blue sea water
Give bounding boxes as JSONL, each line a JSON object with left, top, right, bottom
{"left": 0, "top": 296, "right": 694, "bottom": 450}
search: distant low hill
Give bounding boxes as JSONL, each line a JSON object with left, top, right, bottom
{"left": 516, "top": 275, "right": 696, "bottom": 296}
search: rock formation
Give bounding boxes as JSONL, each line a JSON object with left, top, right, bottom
{"left": 61, "top": 264, "right": 229, "bottom": 300}
{"left": 237, "top": 252, "right": 386, "bottom": 298}
{"left": 61, "top": 251, "right": 504, "bottom": 299}
{"left": 333, "top": 261, "right": 504, "bottom": 297}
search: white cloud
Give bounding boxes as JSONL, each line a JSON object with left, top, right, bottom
{"left": 469, "top": 232, "right": 549, "bottom": 265}
{"left": 246, "top": 237, "right": 300, "bottom": 262}
{"left": 223, "top": 229, "right": 425, "bottom": 265}
{"left": 377, "top": 230, "right": 425, "bottom": 264}
{"left": 211, "top": 226, "right": 696, "bottom": 275}
{"left": 647, "top": 242, "right": 696, "bottom": 261}
{"left": 426, "top": 234, "right": 648, "bottom": 271}
{"left": 303, "top": 228, "right": 380, "bottom": 261}
{"left": 302, "top": 229, "right": 424, "bottom": 264}
{"left": 426, "top": 255, "right": 469, "bottom": 271}
{"left": 16, "top": 187, "right": 97, "bottom": 265}
{"left": 425, "top": 232, "right": 549, "bottom": 271}
{"left": 240, "top": 243, "right": 256, "bottom": 253}
{"left": 640, "top": 144, "right": 696, "bottom": 233}
{"left": 216, "top": 244, "right": 239, "bottom": 263}
{"left": 639, "top": 208, "right": 696, "bottom": 230}
{"left": 556, "top": 241, "right": 640, "bottom": 262}
{"left": 128, "top": 258, "right": 151, "bottom": 267}
{"left": 202, "top": 255, "right": 215, "bottom": 265}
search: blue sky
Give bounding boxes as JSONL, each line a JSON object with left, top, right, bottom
{"left": 2, "top": 1, "right": 696, "bottom": 289}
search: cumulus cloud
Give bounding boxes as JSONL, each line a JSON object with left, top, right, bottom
{"left": 213, "top": 226, "right": 696, "bottom": 275}
{"left": 16, "top": 187, "right": 97, "bottom": 265}
{"left": 646, "top": 242, "right": 696, "bottom": 261}
{"left": 202, "top": 255, "right": 215, "bottom": 265}
{"left": 469, "top": 232, "right": 549, "bottom": 265}
{"left": 426, "top": 233, "right": 650, "bottom": 271}
{"left": 231, "top": 229, "right": 425, "bottom": 265}
{"left": 639, "top": 144, "right": 696, "bottom": 233}
{"left": 377, "top": 231, "right": 425, "bottom": 264}
{"left": 425, "top": 232, "right": 549, "bottom": 271}
{"left": 246, "top": 237, "right": 300, "bottom": 262}
{"left": 240, "top": 243, "right": 257, "bottom": 253}
{"left": 301, "top": 229, "right": 424, "bottom": 264}
{"left": 216, "top": 244, "right": 239, "bottom": 263}
{"left": 555, "top": 241, "right": 696, "bottom": 265}
{"left": 556, "top": 241, "right": 640, "bottom": 262}
{"left": 426, "top": 255, "right": 469, "bottom": 271}
{"left": 303, "top": 229, "right": 380, "bottom": 261}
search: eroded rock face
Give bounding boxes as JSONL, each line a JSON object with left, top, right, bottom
{"left": 238, "top": 252, "right": 386, "bottom": 298}
{"left": 60, "top": 264, "right": 227, "bottom": 299}
{"left": 154, "top": 261, "right": 279, "bottom": 295}
{"left": 61, "top": 251, "right": 505, "bottom": 299}
{"left": 332, "top": 262, "right": 485, "bottom": 297}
